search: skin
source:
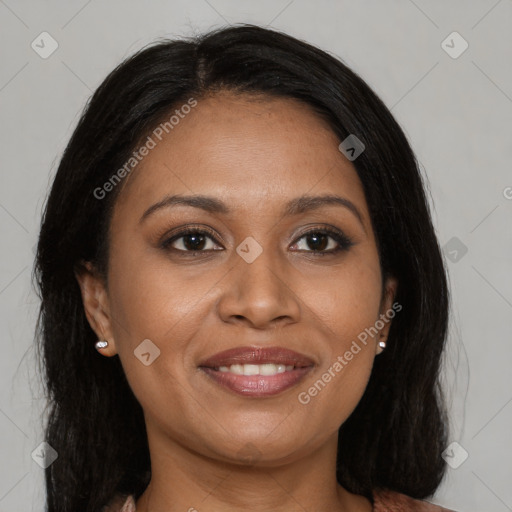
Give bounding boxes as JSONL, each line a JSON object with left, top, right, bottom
{"left": 76, "top": 91, "right": 397, "bottom": 512}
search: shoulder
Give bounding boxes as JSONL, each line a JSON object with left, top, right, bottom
{"left": 372, "top": 488, "right": 457, "bottom": 512}
{"left": 102, "top": 493, "right": 136, "bottom": 512}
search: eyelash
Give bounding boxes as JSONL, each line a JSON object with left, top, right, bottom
{"left": 160, "top": 225, "right": 354, "bottom": 257}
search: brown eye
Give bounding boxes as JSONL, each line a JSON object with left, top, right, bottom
{"left": 291, "top": 228, "right": 353, "bottom": 255}
{"left": 162, "top": 228, "right": 222, "bottom": 253}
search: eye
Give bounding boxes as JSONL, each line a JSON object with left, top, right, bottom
{"left": 290, "top": 227, "right": 353, "bottom": 255}
{"left": 161, "top": 227, "right": 222, "bottom": 253}
{"left": 160, "top": 225, "right": 354, "bottom": 256}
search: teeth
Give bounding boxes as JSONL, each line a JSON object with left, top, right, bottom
{"left": 243, "top": 364, "right": 260, "bottom": 376}
{"left": 217, "top": 363, "right": 295, "bottom": 375}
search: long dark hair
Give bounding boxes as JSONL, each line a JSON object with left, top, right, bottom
{"left": 34, "top": 24, "right": 449, "bottom": 511}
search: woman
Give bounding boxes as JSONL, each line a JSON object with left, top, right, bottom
{"left": 34, "top": 24, "right": 454, "bottom": 511}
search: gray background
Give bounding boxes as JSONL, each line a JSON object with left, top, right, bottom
{"left": 1, "top": 1, "right": 511, "bottom": 510}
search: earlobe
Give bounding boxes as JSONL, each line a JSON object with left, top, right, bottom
{"left": 74, "top": 261, "right": 117, "bottom": 356}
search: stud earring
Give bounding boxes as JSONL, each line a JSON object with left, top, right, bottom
{"left": 95, "top": 340, "right": 109, "bottom": 350}
{"left": 378, "top": 340, "right": 386, "bottom": 350}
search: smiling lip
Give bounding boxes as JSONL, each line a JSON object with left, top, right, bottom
{"left": 198, "top": 346, "right": 315, "bottom": 398}
{"left": 199, "top": 346, "right": 315, "bottom": 368}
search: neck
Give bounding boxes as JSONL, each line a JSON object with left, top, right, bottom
{"left": 135, "top": 424, "right": 372, "bottom": 512}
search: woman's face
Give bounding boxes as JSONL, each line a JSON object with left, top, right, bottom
{"left": 79, "top": 91, "right": 397, "bottom": 466}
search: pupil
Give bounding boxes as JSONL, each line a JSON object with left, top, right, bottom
{"left": 308, "top": 232, "right": 327, "bottom": 251}
{"left": 184, "top": 234, "right": 206, "bottom": 251}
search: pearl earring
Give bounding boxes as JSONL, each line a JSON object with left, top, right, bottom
{"left": 378, "top": 340, "right": 386, "bottom": 350}
{"left": 95, "top": 340, "right": 108, "bottom": 350}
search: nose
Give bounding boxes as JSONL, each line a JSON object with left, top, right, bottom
{"left": 216, "top": 246, "right": 301, "bottom": 330}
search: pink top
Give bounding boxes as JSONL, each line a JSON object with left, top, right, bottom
{"left": 107, "top": 489, "right": 456, "bottom": 511}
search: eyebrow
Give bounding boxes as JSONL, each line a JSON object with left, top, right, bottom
{"left": 140, "top": 193, "right": 366, "bottom": 231}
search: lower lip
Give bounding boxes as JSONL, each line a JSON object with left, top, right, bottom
{"left": 200, "top": 367, "right": 313, "bottom": 397}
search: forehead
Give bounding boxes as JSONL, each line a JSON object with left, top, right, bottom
{"left": 113, "top": 92, "right": 369, "bottom": 225}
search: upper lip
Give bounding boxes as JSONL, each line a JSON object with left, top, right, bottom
{"left": 199, "top": 346, "right": 315, "bottom": 368}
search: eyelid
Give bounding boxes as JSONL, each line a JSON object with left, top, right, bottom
{"left": 292, "top": 224, "right": 350, "bottom": 242}
{"left": 159, "top": 224, "right": 223, "bottom": 248}
{"left": 290, "top": 225, "right": 354, "bottom": 253}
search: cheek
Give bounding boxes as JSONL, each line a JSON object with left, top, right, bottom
{"left": 296, "top": 337, "right": 376, "bottom": 437}
{"left": 293, "top": 258, "right": 381, "bottom": 427}
{"left": 107, "top": 252, "right": 209, "bottom": 424}
{"left": 310, "top": 362, "right": 374, "bottom": 439}
{"left": 107, "top": 247, "right": 206, "bottom": 343}
{"left": 304, "top": 254, "right": 383, "bottom": 343}
{"left": 107, "top": 250, "right": 221, "bottom": 401}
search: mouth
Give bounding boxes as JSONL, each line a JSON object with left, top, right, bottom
{"left": 198, "top": 346, "right": 315, "bottom": 398}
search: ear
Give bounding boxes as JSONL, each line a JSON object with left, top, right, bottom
{"left": 74, "top": 260, "right": 117, "bottom": 357}
{"left": 376, "top": 275, "right": 398, "bottom": 355}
